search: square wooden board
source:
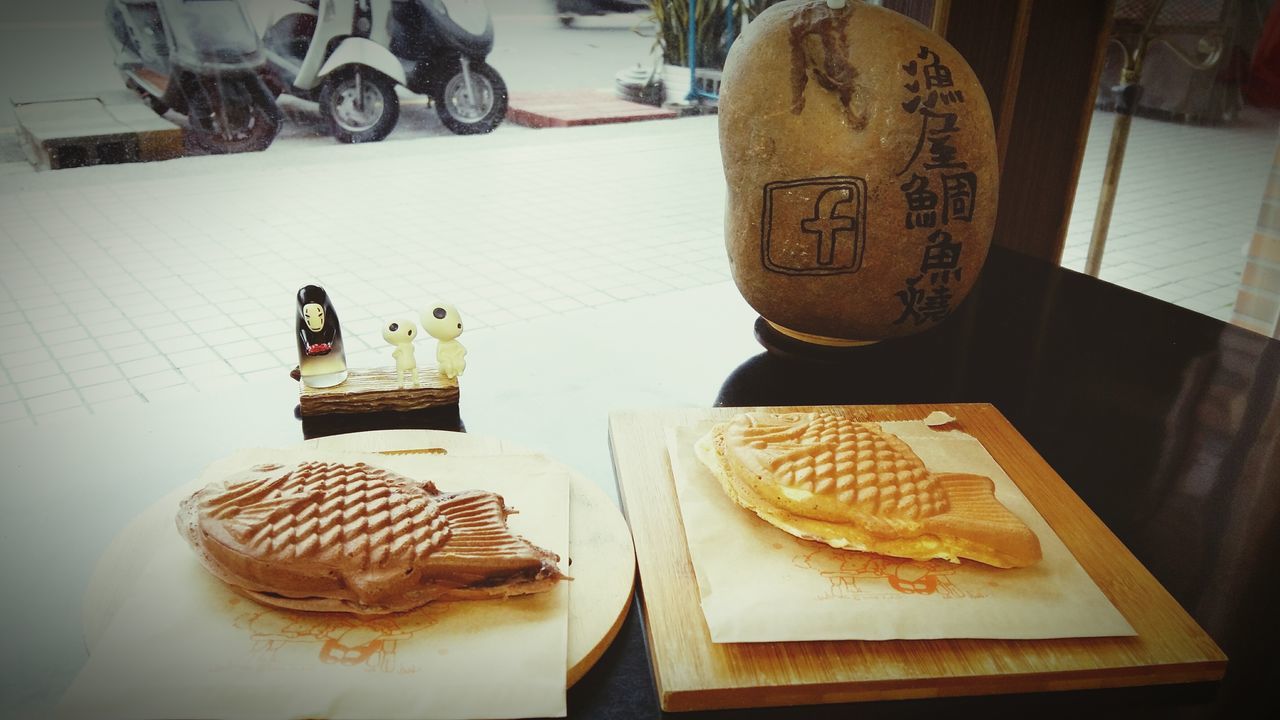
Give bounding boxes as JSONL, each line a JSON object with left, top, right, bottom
{"left": 608, "top": 403, "right": 1226, "bottom": 712}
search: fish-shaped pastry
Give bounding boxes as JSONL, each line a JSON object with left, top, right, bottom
{"left": 177, "top": 460, "right": 565, "bottom": 614}
{"left": 696, "top": 412, "right": 1042, "bottom": 568}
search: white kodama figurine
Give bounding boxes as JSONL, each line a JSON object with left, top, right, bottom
{"left": 421, "top": 302, "right": 466, "bottom": 379}
{"left": 381, "top": 318, "right": 419, "bottom": 388}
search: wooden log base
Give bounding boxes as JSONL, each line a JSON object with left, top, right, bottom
{"left": 298, "top": 367, "right": 459, "bottom": 416}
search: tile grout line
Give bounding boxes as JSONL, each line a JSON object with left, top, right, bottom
{"left": 26, "top": 232, "right": 164, "bottom": 417}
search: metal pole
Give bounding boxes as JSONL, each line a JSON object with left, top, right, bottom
{"left": 688, "top": 0, "right": 699, "bottom": 102}
{"left": 686, "top": 0, "right": 735, "bottom": 103}
{"left": 1085, "top": 68, "right": 1141, "bottom": 277}
{"left": 726, "top": 0, "right": 735, "bottom": 54}
{"left": 1084, "top": 0, "right": 1165, "bottom": 277}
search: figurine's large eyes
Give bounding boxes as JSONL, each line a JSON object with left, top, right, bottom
{"left": 433, "top": 308, "right": 447, "bottom": 319}
{"left": 456, "top": 323, "right": 462, "bottom": 329}
{"left": 407, "top": 329, "right": 413, "bottom": 336}
{"left": 389, "top": 323, "right": 398, "bottom": 332}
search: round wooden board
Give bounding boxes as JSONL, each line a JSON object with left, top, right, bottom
{"left": 82, "top": 429, "right": 636, "bottom": 687}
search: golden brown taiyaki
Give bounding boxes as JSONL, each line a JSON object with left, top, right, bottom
{"left": 696, "top": 412, "right": 1041, "bottom": 568}
{"left": 177, "top": 460, "right": 565, "bottom": 614}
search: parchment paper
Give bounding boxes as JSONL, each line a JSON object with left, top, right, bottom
{"left": 58, "top": 449, "right": 570, "bottom": 719}
{"left": 669, "top": 421, "right": 1136, "bottom": 643}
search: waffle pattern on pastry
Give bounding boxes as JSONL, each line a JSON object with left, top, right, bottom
{"left": 696, "top": 413, "right": 1042, "bottom": 568}
{"left": 178, "top": 461, "right": 564, "bottom": 614}
{"left": 202, "top": 461, "right": 452, "bottom": 567}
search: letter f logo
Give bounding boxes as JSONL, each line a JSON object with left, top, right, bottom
{"left": 762, "top": 177, "right": 867, "bottom": 275}
{"left": 801, "top": 187, "right": 856, "bottom": 266}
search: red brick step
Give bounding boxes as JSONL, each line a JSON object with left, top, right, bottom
{"left": 507, "top": 89, "right": 677, "bottom": 128}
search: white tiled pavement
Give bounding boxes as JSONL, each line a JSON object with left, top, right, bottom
{"left": 1, "top": 105, "right": 1277, "bottom": 428}
{"left": 1063, "top": 105, "right": 1280, "bottom": 319}
{"left": 0, "top": 119, "right": 731, "bottom": 428}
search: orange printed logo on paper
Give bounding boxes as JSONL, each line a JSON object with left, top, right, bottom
{"left": 231, "top": 601, "right": 444, "bottom": 673}
{"left": 796, "top": 548, "right": 971, "bottom": 600}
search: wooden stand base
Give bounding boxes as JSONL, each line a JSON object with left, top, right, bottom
{"left": 298, "top": 368, "right": 459, "bottom": 416}
{"left": 753, "top": 316, "right": 879, "bottom": 362}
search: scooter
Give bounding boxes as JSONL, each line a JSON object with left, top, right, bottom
{"left": 105, "top": 0, "right": 282, "bottom": 153}
{"left": 255, "top": 0, "right": 507, "bottom": 143}
{"left": 553, "top": 0, "right": 649, "bottom": 27}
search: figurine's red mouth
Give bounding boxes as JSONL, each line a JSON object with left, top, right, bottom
{"left": 307, "top": 342, "right": 332, "bottom": 355}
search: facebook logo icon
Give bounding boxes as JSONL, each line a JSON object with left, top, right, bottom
{"left": 761, "top": 177, "right": 867, "bottom": 275}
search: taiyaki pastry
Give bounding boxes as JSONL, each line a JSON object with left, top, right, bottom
{"left": 177, "top": 460, "right": 565, "bottom": 614}
{"left": 695, "top": 412, "right": 1042, "bottom": 568}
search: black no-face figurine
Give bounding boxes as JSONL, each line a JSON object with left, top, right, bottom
{"left": 296, "top": 285, "right": 348, "bottom": 388}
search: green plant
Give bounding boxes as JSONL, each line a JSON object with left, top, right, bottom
{"left": 648, "top": 0, "right": 789, "bottom": 68}
{"left": 740, "top": 0, "right": 790, "bottom": 18}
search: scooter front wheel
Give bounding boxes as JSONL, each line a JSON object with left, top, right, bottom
{"left": 434, "top": 61, "right": 507, "bottom": 136}
{"left": 320, "top": 69, "right": 400, "bottom": 144}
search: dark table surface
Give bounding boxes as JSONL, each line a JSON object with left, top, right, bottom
{"left": 567, "top": 247, "right": 1280, "bottom": 719}
{"left": 2, "top": 246, "right": 1277, "bottom": 719}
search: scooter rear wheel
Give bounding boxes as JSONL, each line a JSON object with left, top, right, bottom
{"left": 186, "top": 82, "right": 282, "bottom": 155}
{"left": 188, "top": 104, "right": 280, "bottom": 154}
{"left": 434, "top": 61, "right": 507, "bottom": 136}
{"left": 320, "top": 68, "right": 400, "bottom": 144}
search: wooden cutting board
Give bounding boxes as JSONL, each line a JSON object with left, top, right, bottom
{"left": 609, "top": 403, "right": 1226, "bottom": 712}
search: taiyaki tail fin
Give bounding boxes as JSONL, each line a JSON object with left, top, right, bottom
{"left": 922, "top": 473, "right": 1042, "bottom": 568}
{"left": 426, "top": 490, "right": 566, "bottom": 598}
